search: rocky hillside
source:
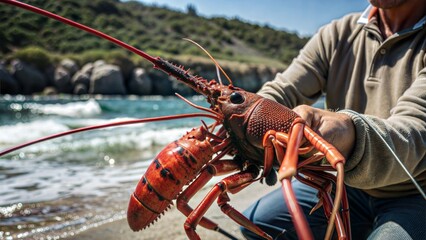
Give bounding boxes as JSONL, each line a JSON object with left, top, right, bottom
{"left": 0, "top": 0, "right": 309, "bottom": 95}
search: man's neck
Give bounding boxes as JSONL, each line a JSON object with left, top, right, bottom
{"left": 377, "top": 0, "right": 426, "bottom": 38}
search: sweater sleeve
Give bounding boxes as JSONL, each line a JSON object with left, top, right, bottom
{"left": 257, "top": 19, "right": 336, "bottom": 108}
{"left": 340, "top": 68, "right": 426, "bottom": 191}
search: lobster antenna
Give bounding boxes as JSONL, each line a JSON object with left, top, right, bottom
{"left": 175, "top": 93, "right": 223, "bottom": 119}
{"left": 183, "top": 38, "right": 233, "bottom": 85}
{"left": 215, "top": 64, "right": 224, "bottom": 85}
{"left": 0, "top": 113, "right": 220, "bottom": 158}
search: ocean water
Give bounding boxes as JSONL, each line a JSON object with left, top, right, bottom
{"left": 0, "top": 95, "right": 214, "bottom": 239}
{"left": 0, "top": 94, "right": 325, "bottom": 239}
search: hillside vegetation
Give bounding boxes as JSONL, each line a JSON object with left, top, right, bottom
{"left": 0, "top": 0, "right": 308, "bottom": 67}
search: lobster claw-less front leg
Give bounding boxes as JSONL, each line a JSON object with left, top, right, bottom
{"left": 262, "top": 118, "right": 347, "bottom": 240}
{"left": 176, "top": 160, "right": 241, "bottom": 236}
{"left": 183, "top": 165, "right": 272, "bottom": 240}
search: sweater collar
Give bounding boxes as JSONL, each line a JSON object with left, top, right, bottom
{"left": 357, "top": 5, "right": 426, "bottom": 30}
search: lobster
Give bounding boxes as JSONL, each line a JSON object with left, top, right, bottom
{"left": 0, "top": 1, "right": 351, "bottom": 239}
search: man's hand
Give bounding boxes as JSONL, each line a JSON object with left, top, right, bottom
{"left": 293, "top": 105, "right": 356, "bottom": 159}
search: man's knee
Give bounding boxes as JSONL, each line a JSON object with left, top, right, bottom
{"left": 368, "top": 221, "right": 412, "bottom": 240}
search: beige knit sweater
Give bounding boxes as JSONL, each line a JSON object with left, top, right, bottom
{"left": 258, "top": 12, "right": 426, "bottom": 198}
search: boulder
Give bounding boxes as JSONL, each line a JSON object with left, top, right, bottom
{"left": 42, "top": 86, "right": 58, "bottom": 95}
{"left": 71, "top": 62, "right": 93, "bottom": 90}
{"left": 54, "top": 66, "right": 73, "bottom": 93}
{"left": 149, "top": 71, "right": 173, "bottom": 96}
{"left": 10, "top": 59, "right": 47, "bottom": 94}
{"left": 0, "top": 63, "right": 20, "bottom": 94}
{"left": 128, "top": 68, "right": 153, "bottom": 95}
{"left": 60, "top": 59, "right": 79, "bottom": 77}
{"left": 172, "top": 80, "right": 195, "bottom": 96}
{"left": 257, "top": 65, "right": 275, "bottom": 85}
{"left": 193, "top": 64, "right": 218, "bottom": 81}
{"left": 81, "top": 62, "right": 95, "bottom": 75}
{"left": 111, "top": 57, "right": 135, "bottom": 83}
{"left": 93, "top": 60, "right": 106, "bottom": 68}
{"left": 89, "top": 64, "right": 126, "bottom": 95}
{"left": 43, "top": 65, "right": 56, "bottom": 86}
{"left": 232, "top": 66, "right": 261, "bottom": 92}
{"left": 73, "top": 83, "right": 89, "bottom": 95}
{"left": 71, "top": 71, "right": 90, "bottom": 89}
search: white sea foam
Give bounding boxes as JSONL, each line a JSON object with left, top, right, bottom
{"left": 0, "top": 117, "right": 188, "bottom": 156}
{"left": 28, "top": 99, "right": 102, "bottom": 117}
{"left": 0, "top": 120, "right": 70, "bottom": 145}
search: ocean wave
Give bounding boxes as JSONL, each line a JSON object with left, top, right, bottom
{"left": 0, "top": 117, "right": 189, "bottom": 157}
{"left": 0, "top": 120, "right": 70, "bottom": 145}
{"left": 27, "top": 99, "right": 102, "bottom": 117}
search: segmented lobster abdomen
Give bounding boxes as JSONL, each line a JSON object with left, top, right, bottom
{"left": 127, "top": 138, "right": 213, "bottom": 231}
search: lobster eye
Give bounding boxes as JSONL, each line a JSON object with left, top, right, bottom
{"left": 230, "top": 92, "right": 244, "bottom": 104}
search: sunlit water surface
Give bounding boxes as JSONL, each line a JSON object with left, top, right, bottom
{"left": 0, "top": 94, "right": 324, "bottom": 239}
{"left": 0, "top": 95, "right": 213, "bottom": 239}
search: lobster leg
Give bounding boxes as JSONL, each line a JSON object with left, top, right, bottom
{"left": 176, "top": 160, "right": 240, "bottom": 233}
{"left": 263, "top": 119, "right": 314, "bottom": 240}
{"left": 184, "top": 166, "right": 261, "bottom": 240}
{"left": 303, "top": 126, "right": 346, "bottom": 240}
{"left": 262, "top": 117, "right": 348, "bottom": 240}
{"left": 300, "top": 168, "right": 351, "bottom": 240}
{"left": 218, "top": 192, "right": 272, "bottom": 240}
{"left": 296, "top": 171, "right": 348, "bottom": 240}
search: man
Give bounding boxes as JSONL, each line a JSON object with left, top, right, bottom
{"left": 241, "top": 0, "right": 426, "bottom": 239}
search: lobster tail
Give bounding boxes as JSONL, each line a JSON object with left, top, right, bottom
{"left": 127, "top": 130, "right": 214, "bottom": 231}
{"left": 127, "top": 192, "right": 168, "bottom": 231}
{"left": 127, "top": 143, "right": 182, "bottom": 231}
{"left": 127, "top": 175, "right": 173, "bottom": 231}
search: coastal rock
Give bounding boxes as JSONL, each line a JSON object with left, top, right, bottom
{"left": 10, "top": 59, "right": 47, "bottom": 94}
{"left": 71, "top": 71, "right": 90, "bottom": 89}
{"left": 43, "top": 65, "right": 56, "bottom": 86}
{"left": 233, "top": 66, "right": 260, "bottom": 92}
{"left": 0, "top": 64, "right": 20, "bottom": 94}
{"left": 172, "top": 80, "right": 195, "bottom": 96}
{"left": 60, "top": 59, "right": 79, "bottom": 77}
{"left": 71, "top": 62, "right": 94, "bottom": 91}
{"left": 42, "top": 86, "right": 58, "bottom": 95}
{"left": 257, "top": 65, "right": 274, "bottom": 85}
{"left": 90, "top": 64, "right": 126, "bottom": 95}
{"left": 93, "top": 60, "right": 106, "bottom": 68}
{"left": 81, "top": 62, "right": 95, "bottom": 75}
{"left": 148, "top": 71, "right": 173, "bottom": 96}
{"left": 54, "top": 66, "right": 73, "bottom": 93}
{"left": 111, "top": 57, "right": 135, "bottom": 83}
{"left": 193, "top": 64, "right": 217, "bottom": 81}
{"left": 128, "top": 68, "right": 153, "bottom": 95}
{"left": 74, "top": 83, "right": 89, "bottom": 95}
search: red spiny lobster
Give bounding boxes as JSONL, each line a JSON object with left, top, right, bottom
{"left": 0, "top": 1, "right": 351, "bottom": 239}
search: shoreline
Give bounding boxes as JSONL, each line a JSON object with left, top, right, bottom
{"left": 67, "top": 182, "right": 278, "bottom": 240}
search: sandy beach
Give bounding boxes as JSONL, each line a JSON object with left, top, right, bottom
{"left": 67, "top": 182, "right": 278, "bottom": 240}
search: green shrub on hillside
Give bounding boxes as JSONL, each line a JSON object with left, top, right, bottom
{"left": 67, "top": 49, "right": 131, "bottom": 66}
{"left": 13, "top": 46, "right": 52, "bottom": 69}
{"left": 1, "top": 0, "right": 308, "bottom": 66}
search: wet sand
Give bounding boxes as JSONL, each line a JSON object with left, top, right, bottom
{"left": 68, "top": 183, "right": 278, "bottom": 240}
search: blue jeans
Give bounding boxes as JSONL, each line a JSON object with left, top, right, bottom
{"left": 241, "top": 180, "right": 426, "bottom": 240}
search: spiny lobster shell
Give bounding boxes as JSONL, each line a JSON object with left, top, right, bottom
{"left": 219, "top": 91, "right": 299, "bottom": 164}
{"left": 127, "top": 128, "right": 214, "bottom": 231}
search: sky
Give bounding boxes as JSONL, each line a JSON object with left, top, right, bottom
{"left": 135, "top": 0, "right": 370, "bottom": 36}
